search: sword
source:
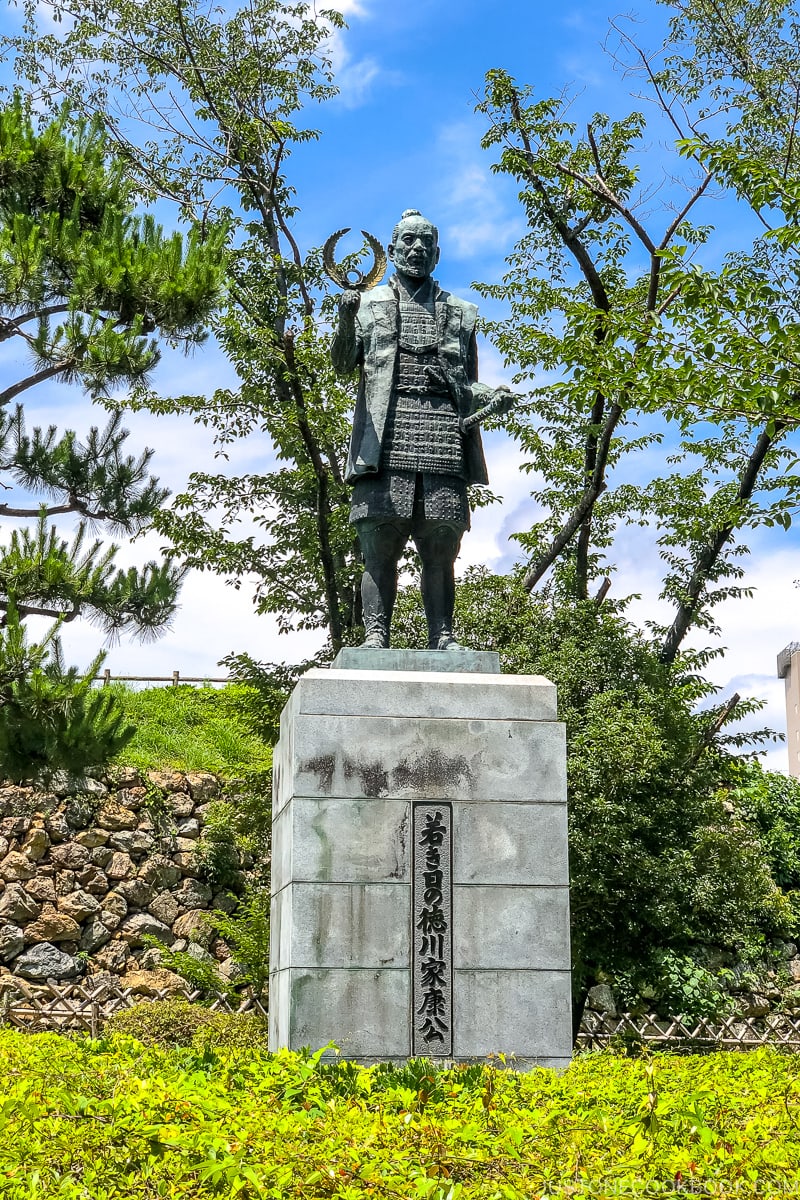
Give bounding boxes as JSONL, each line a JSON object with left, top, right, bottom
{"left": 461, "top": 387, "right": 517, "bottom": 432}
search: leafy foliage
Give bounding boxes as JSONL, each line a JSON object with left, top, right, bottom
{"left": 0, "top": 604, "right": 134, "bottom": 779}
{"left": 10, "top": 0, "right": 366, "bottom": 654}
{"left": 0, "top": 93, "right": 225, "bottom": 774}
{"left": 2, "top": 1032, "right": 800, "bottom": 1195}
{"left": 210, "top": 886, "right": 270, "bottom": 999}
{"left": 474, "top": 58, "right": 800, "bottom": 661}
{"left": 395, "top": 568, "right": 790, "bottom": 1021}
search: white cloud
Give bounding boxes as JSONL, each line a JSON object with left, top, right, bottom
{"left": 433, "top": 130, "right": 525, "bottom": 262}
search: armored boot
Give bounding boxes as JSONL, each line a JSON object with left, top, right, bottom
{"left": 420, "top": 557, "right": 462, "bottom": 651}
{"left": 358, "top": 522, "right": 405, "bottom": 649}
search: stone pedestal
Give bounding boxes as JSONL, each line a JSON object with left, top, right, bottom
{"left": 269, "top": 654, "right": 572, "bottom": 1068}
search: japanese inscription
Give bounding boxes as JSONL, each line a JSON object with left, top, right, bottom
{"left": 412, "top": 802, "right": 453, "bottom": 1055}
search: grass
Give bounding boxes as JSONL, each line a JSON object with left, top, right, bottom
{"left": 108, "top": 683, "right": 272, "bottom": 775}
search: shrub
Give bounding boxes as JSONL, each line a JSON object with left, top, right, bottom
{"left": 105, "top": 998, "right": 268, "bottom": 1050}
{"left": 105, "top": 997, "right": 212, "bottom": 1046}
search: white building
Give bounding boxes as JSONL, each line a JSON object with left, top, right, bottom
{"left": 778, "top": 642, "right": 800, "bottom": 777}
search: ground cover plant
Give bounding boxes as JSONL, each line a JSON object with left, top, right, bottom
{"left": 1, "top": 1029, "right": 800, "bottom": 1197}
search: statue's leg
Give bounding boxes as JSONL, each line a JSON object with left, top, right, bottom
{"left": 413, "top": 521, "right": 463, "bottom": 650}
{"left": 356, "top": 519, "right": 408, "bottom": 648}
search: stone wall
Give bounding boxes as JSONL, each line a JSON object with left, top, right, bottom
{"left": 0, "top": 768, "right": 244, "bottom": 994}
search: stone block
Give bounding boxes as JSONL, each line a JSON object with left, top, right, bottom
{"left": 453, "top": 802, "right": 569, "bottom": 886}
{"left": 285, "top": 667, "right": 557, "bottom": 723}
{"left": 282, "top": 968, "right": 410, "bottom": 1059}
{"left": 277, "top": 799, "right": 411, "bottom": 887}
{"left": 452, "top": 970, "right": 573, "bottom": 1065}
{"left": 276, "top": 883, "right": 410, "bottom": 969}
{"left": 452, "top": 886, "right": 570, "bottom": 970}
{"left": 286, "top": 714, "right": 566, "bottom": 805}
{"left": 332, "top": 647, "right": 501, "bottom": 674}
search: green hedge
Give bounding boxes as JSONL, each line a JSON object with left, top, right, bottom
{"left": 0, "top": 1030, "right": 799, "bottom": 1196}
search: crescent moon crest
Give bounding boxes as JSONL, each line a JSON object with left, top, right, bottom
{"left": 323, "top": 228, "right": 387, "bottom": 291}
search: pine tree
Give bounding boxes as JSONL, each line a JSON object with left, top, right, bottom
{"left": 0, "top": 95, "right": 225, "bottom": 777}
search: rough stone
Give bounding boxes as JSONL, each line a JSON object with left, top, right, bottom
{"left": 106, "top": 852, "right": 136, "bottom": 881}
{"left": 0, "top": 924, "right": 24, "bottom": 962}
{"left": 175, "top": 818, "right": 200, "bottom": 840}
{"left": 74, "top": 865, "right": 108, "bottom": 895}
{"left": 0, "top": 853, "right": 35, "bottom": 882}
{"left": 790, "top": 957, "right": 800, "bottom": 984}
{"left": 92, "top": 939, "right": 129, "bottom": 974}
{"left": 138, "top": 855, "right": 181, "bottom": 889}
{"left": 586, "top": 983, "right": 617, "bottom": 1017}
{"left": 0, "top": 837, "right": 8, "bottom": 860}
{"left": 25, "top": 877, "right": 57, "bottom": 906}
{"left": 116, "top": 878, "right": 154, "bottom": 908}
{"left": 21, "top": 827, "right": 49, "bottom": 861}
{"left": 116, "top": 787, "right": 147, "bottom": 810}
{"left": 146, "top": 769, "right": 185, "bottom": 792}
{"left": 744, "top": 995, "right": 772, "bottom": 1018}
{"left": 219, "top": 957, "right": 247, "bottom": 983}
{"left": 14, "top": 942, "right": 80, "bottom": 980}
{"left": 171, "top": 851, "right": 198, "bottom": 877}
{"left": 58, "top": 890, "right": 100, "bottom": 923}
{"left": 54, "top": 871, "right": 76, "bottom": 895}
{"left": 212, "top": 890, "right": 238, "bottom": 914}
{"left": 74, "top": 829, "right": 109, "bottom": 849}
{"left": 96, "top": 803, "right": 138, "bottom": 832}
{"left": 176, "top": 878, "right": 212, "bottom": 909}
{"left": 24, "top": 905, "right": 81, "bottom": 944}
{"left": 50, "top": 772, "right": 107, "bottom": 798}
{"left": 44, "top": 812, "right": 70, "bottom": 843}
{"left": 186, "top": 772, "right": 219, "bottom": 801}
{"left": 100, "top": 908, "right": 123, "bottom": 931}
{"left": 91, "top": 846, "right": 114, "bottom": 868}
{"left": 80, "top": 917, "right": 113, "bottom": 952}
{"left": 50, "top": 843, "right": 91, "bottom": 871}
{"left": 211, "top": 937, "right": 230, "bottom": 962}
{"left": 118, "top": 913, "right": 175, "bottom": 947}
{"left": 185, "top": 942, "right": 215, "bottom": 966}
{"left": 82, "top": 970, "right": 121, "bottom": 998}
{"left": 148, "top": 891, "right": 180, "bottom": 926}
{"left": 120, "top": 968, "right": 185, "bottom": 996}
{"left": 109, "top": 767, "right": 143, "bottom": 790}
{"left": 102, "top": 891, "right": 128, "bottom": 920}
{"left": 0, "top": 884, "right": 41, "bottom": 923}
{"left": 108, "top": 830, "right": 155, "bottom": 856}
{"left": 1, "top": 816, "right": 30, "bottom": 840}
{"left": 172, "top": 909, "right": 212, "bottom": 947}
{"left": 167, "top": 792, "right": 194, "bottom": 817}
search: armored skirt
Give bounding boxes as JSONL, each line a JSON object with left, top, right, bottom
{"left": 349, "top": 390, "right": 470, "bottom": 530}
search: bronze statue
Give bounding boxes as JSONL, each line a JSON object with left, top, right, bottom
{"left": 330, "top": 209, "right": 514, "bottom": 650}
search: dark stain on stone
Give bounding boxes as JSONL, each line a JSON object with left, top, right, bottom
{"left": 302, "top": 754, "right": 336, "bottom": 793}
{"left": 343, "top": 755, "right": 389, "bottom": 797}
{"left": 392, "top": 750, "right": 474, "bottom": 796}
{"left": 389, "top": 807, "right": 410, "bottom": 879}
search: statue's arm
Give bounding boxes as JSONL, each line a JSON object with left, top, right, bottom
{"left": 331, "top": 289, "right": 363, "bottom": 375}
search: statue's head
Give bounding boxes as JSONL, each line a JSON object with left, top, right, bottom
{"left": 388, "top": 209, "right": 440, "bottom": 281}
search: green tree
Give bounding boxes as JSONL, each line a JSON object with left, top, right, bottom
{"left": 473, "top": 59, "right": 800, "bottom": 663}
{"left": 10, "top": 0, "right": 365, "bottom": 655}
{"left": 0, "top": 95, "right": 225, "bottom": 776}
{"left": 394, "top": 567, "right": 790, "bottom": 1029}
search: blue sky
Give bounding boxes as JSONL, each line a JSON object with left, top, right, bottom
{"left": 0, "top": 0, "right": 798, "bottom": 769}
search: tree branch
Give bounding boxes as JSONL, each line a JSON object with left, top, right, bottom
{"left": 659, "top": 420, "right": 787, "bottom": 664}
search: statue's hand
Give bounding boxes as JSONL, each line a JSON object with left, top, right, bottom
{"left": 338, "top": 289, "right": 361, "bottom": 321}
{"left": 492, "top": 384, "right": 517, "bottom": 416}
